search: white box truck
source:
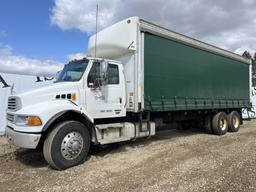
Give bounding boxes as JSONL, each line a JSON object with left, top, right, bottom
{"left": 5, "top": 17, "right": 251, "bottom": 170}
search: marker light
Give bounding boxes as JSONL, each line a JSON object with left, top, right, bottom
{"left": 71, "top": 93, "right": 77, "bottom": 101}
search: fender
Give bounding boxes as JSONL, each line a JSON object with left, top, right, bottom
{"left": 14, "top": 100, "right": 94, "bottom": 133}
{"left": 41, "top": 109, "right": 98, "bottom": 144}
{"left": 42, "top": 109, "right": 93, "bottom": 132}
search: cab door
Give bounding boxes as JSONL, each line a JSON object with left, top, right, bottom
{"left": 86, "top": 61, "right": 126, "bottom": 119}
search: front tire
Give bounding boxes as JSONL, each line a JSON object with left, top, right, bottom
{"left": 43, "top": 121, "right": 90, "bottom": 170}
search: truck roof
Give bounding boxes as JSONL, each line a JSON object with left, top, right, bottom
{"left": 139, "top": 18, "right": 250, "bottom": 65}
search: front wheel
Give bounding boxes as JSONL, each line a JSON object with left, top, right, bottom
{"left": 43, "top": 121, "right": 90, "bottom": 170}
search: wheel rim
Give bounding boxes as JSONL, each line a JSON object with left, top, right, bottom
{"left": 61, "top": 131, "right": 84, "bottom": 160}
{"left": 219, "top": 118, "right": 227, "bottom": 131}
{"left": 233, "top": 116, "right": 239, "bottom": 129}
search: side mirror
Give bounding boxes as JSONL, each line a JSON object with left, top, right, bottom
{"left": 100, "top": 60, "right": 108, "bottom": 85}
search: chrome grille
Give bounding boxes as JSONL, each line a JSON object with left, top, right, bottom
{"left": 7, "top": 97, "right": 21, "bottom": 111}
{"left": 6, "top": 113, "right": 15, "bottom": 123}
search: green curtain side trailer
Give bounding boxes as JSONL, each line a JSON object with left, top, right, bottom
{"left": 144, "top": 33, "right": 251, "bottom": 112}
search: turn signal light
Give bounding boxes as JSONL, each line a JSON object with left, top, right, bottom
{"left": 27, "top": 116, "right": 42, "bottom": 126}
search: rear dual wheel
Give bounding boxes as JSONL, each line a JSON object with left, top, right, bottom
{"left": 227, "top": 111, "right": 241, "bottom": 132}
{"left": 212, "top": 112, "right": 228, "bottom": 135}
{"left": 204, "top": 111, "right": 241, "bottom": 135}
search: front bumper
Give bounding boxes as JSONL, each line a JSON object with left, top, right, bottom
{"left": 5, "top": 126, "right": 41, "bottom": 149}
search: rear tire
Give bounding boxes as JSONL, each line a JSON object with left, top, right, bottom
{"left": 204, "top": 114, "right": 212, "bottom": 134}
{"left": 43, "top": 121, "right": 90, "bottom": 170}
{"left": 212, "top": 112, "right": 228, "bottom": 136}
{"left": 228, "top": 111, "right": 241, "bottom": 132}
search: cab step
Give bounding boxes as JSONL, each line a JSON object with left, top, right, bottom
{"left": 98, "top": 137, "right": 131, "bottom": 145}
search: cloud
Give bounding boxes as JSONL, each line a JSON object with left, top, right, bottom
{"left": 0, "top": 44, "right": 63, "bottom": 77}
{"left": 50, "top": 0, "right": 119, "bottom": 34}
{"left": 67, "top": 52, "right": 87, "bottom": 61}
{"left": 50, "top": 0, "right": 256, "bottom": 53}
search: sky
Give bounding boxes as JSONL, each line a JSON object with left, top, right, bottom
{"left": 0, "top": 0, "right": 256, "bottom": 76}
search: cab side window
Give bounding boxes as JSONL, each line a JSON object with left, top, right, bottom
{"left": 87, "top": 62, "right": 119, "bottom": 87}
{"left": 108, "top": 64, "right": 119, "bottom": 84}
{"left": 87, "top": 62, "right": 100, "bottom": 87}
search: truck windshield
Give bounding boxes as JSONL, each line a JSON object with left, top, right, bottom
{"left": 56, "top": 59, "right": 89, "bottom": 82}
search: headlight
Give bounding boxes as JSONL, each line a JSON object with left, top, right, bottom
{"left": 15, "top": 115, "right": 42, "bottom": 126}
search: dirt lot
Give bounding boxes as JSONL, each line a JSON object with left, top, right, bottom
{"left": 1, "top": 120, "right": 256, "bottom": 192}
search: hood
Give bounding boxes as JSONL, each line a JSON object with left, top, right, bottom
{"left": 15, "top": 82, "right": 79, "bottom": 109}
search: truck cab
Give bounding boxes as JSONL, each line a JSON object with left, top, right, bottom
{"left": 55, "top": 57, "right": 127, "bottom": 119}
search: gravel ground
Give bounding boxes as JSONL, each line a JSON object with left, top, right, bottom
{"left": 0, "top": 120, "right": 256, "bottom": 192}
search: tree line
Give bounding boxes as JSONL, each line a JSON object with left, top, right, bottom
{"left": 242, "top": 51, "right": 256, "bottom": 87}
